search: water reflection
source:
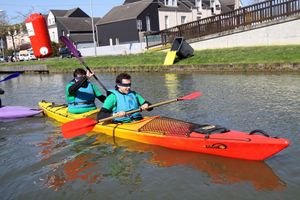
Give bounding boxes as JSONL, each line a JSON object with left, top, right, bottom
{"left": 45, "top": 153, "right": 102, "bottom": 191}
{"left": 35, "top": 124, "right": 286, "bottom": 192}
{"left": 94, "top": 134, "right": 286, "bottom": 191}
{"left": 36, "top": 133, "right": 143, "bottom": 191}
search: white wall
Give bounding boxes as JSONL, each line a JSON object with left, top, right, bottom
{"left": 190, "top": 18, "right": 300, "bottom": 50}
{"left": 48, "top": 27, "right": 58, "bottom": 43}
{"left": 159, "top": 11, "right": 195, "bottom": 29}
{"left": 79, "top": 42, "right": 146, "bottom": 56}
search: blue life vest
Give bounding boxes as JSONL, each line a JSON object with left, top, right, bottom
{"left": 68, "top": 82, "right": 96, "bottom": 113}
{"left": 110, "top": 90, "right": 142, "bottom": 122}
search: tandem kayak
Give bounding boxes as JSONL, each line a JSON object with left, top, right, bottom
{"left": 0, "top": 106, "right": 42, "bottom": 119}
{"left": 39, "top": 101, "right": 289, "bottom": 161}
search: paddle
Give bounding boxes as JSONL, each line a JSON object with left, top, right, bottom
{"left": 59, "top": 36, "right": 108, "bottom": 92}
{"left": 0, "top": 72, "right": 21, "bottom": 83}
{"left": 61, "top": 91, "right": 202, "bottom": 139}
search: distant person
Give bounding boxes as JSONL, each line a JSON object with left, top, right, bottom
{"left": 66, "top": 68, "right": 106, "bottom": 114}
{"left": 0, "top": 88, "right": 4, "bottom": 107}
{"left": 97, "top": 73, "right": 152, "bottom": 123}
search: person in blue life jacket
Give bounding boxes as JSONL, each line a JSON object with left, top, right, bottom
{"left": 97, "top": 73, "right": 152, "bottom": 123}
{"left": 66, "top": 68, "right": 106, "bottom": 114}
{"left": 0, "top": 88, "right": 4, "bottom": 107}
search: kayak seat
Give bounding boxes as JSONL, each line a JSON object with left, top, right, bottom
{"left": 192, "top": 124, "right": 230, "bottom": 139}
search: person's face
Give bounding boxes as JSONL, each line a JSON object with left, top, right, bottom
{"left": 118, "top": 79, "right": 131, "bottom": 94}
{"left": 74, "top": 74, "right": 85, "bottom": 82}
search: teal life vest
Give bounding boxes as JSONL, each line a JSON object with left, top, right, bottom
{"left": 110, "top": 90, "right": 142, "bottom": 122}
{"left": 67, "top": 82, "right": 96, "bottom": 114}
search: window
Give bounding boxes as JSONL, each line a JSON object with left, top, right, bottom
{"left": 136, "top": 20, "right": 142, "bottom": 31}
{"left": 165, "top": 16, "right": 169, "bottom": 29}
{"left": 181, "top": 16, "right": 186, "bottom": 24}
{"left": 52, "top": 32, "right": 55, "bottom": 41}
{"left": 146, "top": 16, "right": 151, "bottom": 31}
{"left": 166, "top": 0, "right": 177, "bottom": 6}
{"left": 172, "top": 0, "right": 176, "bottom": 6}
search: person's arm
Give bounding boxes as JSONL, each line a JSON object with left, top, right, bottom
{"left": 136, "top": 92, "right": 153, "bottom": 111}
{"left": 68, "top": 76, "right": 88, "bottom": 95}
{"left": 91, "top": 84, "right": 106, "bottom": 103}
{"left": 96, "top": 95, "right": 106, "bottom": 103}
{"left": 97, "top": 94, "right": 116, "bottom": 120}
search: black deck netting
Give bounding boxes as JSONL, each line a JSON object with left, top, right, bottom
{"left": 138, "top": 117, "right": 199, "bottom": 136}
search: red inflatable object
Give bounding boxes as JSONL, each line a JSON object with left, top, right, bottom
{"left": 25, "top": 13, "right": 52, "bottom": 58}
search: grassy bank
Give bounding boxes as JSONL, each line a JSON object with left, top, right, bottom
{"left": 1, "top": 45, "right": 300, "bottom": 71}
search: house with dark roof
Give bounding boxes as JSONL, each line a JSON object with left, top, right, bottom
{"left": 47, "top": 8, "right": 99, "bottom": 48}
{"left": 96, "top": 0, "right": 240, "bottom": 47}
{"left": 95, "top": 0, "right": 159, "bottom": 46}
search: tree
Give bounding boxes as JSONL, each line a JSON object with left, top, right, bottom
{"left": 0, "top": 8, "right": 33, "bottom": 56}
{"left": 6, "top": 23, "right": 25, "bottom": 56}
{"left": 0, "top": 10, "right": 9, "bottom": 54}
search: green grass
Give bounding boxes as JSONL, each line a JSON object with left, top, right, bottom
{"left": 1, "top": 45, "right": 300, "bottom": 71}
{"left": 179, "top": 45, "right": 300, "bottom": 65}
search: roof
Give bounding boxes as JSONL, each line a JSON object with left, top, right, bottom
{"left": 219, "top": 0, "right": 237, "bottom": 7}
{"left": 50, "top": 8, "right": 90, "bottom": 18}
{"left": 157, "top": 0, "right": 192, "bottom": 12}
{"left": 69, "top": 33, "right": 94, "bottom": 42}
{"left": 49, "top": 9, "right": 68, "bottom": 17}
{"left": 56, "top": 17, "right": 94, "bottom": 31}
{"left": 96, "top": 0, "right": 153, "bottom": 25}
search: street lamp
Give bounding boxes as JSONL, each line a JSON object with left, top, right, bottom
{"left": 0, "top": 10, "right": 5, "bottom": 59}
{"left": 90, "top": 0, "right": 97, "bottom": 56}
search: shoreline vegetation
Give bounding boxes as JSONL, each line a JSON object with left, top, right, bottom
{"left": 1, "top": 45, "right": 300, "bottom": 72}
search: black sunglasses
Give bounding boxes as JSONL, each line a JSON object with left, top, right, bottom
{"left": 118, "top": 83, "right": 131, "bottom": 87}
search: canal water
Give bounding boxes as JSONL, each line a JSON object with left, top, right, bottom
{"left": 0, "top": 72, "right": 299, "bottom": 199}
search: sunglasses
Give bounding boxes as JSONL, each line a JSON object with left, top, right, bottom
{"left": 118, "top": 83, "right": 131, "bottom": 87}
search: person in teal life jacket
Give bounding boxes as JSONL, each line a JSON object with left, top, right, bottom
{"left": 66, "top": 68, "right": 106, "bottom": 114}
{"left": 97, "top": 73, "right": 152, "bottom": 123}
{"left": 0, "top": 88, "right": 4, "bottom": 107}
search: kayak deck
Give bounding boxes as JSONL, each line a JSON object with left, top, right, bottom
{"left": 39, "top": 101, "right": 289, "bottom": 161}
{"left": 0, "top": 106, "right": 42, "bottom": 119}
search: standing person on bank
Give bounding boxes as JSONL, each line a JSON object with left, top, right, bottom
{"left": 97, "top": 73, "right": 152, "bottom": 123}
{"left": 66, "top": 68, "right": 106, "bottom": 114}
{"left": 0, "top": 88, "right": 4, "bottom": 107}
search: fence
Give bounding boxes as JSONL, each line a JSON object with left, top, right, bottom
{"left": 145, "top": 0, "right": 300, "bottom": 48}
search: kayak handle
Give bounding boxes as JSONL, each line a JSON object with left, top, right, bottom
{"left": 249, "top": 129, "right": 270, "bottom": 137}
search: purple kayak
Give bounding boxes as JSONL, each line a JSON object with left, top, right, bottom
{"left": 0, "top": 106, "right": 43, "bottom": 119}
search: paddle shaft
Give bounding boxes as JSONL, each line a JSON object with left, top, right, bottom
{"left": 79, "top": 58, "right": 108, "bottom": 92}
{"left": 60, "top": 36, "right": 108, "bottom": 92}
{"left": 97, "top": 98, "right": 179, "bottom": 123}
